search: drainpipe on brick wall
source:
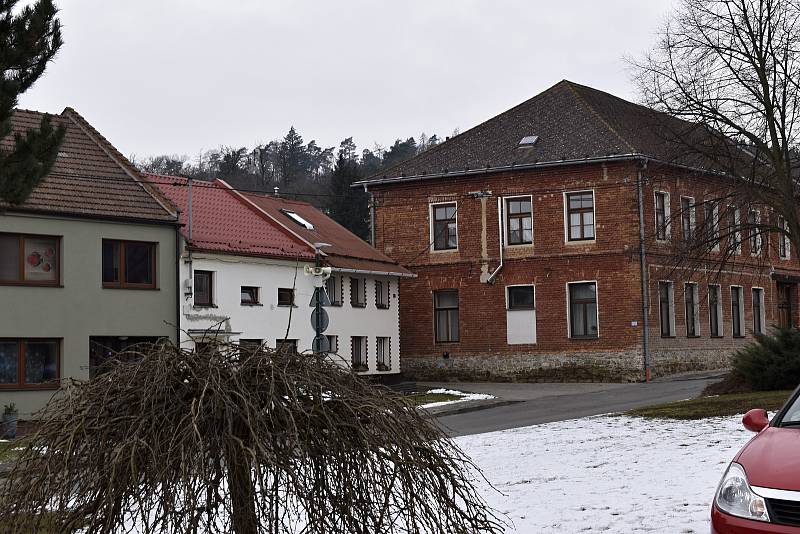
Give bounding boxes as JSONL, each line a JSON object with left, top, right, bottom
{"left": 486, "top": 196, "right": 505, "bottom": 284}
{"left": 636, "top": 161, "right": 651, "bottom": 383}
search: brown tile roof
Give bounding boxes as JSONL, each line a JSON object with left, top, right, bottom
{"left": 236, "top": 189, "right": 413, "bottom": 276}
{"left": 0, "top": 108, "right": 177, "bottom": 222}
{"left": 358, "top": 80, "right": 710, "bottom": 184}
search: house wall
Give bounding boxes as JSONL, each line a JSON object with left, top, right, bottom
{"left": 372, "top": 160, "right": 800, "bottom": 382}
{"left": 179, "top": 250, "right": 401, "bottom": 375}
{"left": 0, "top": 212, "right": 178, "bottom": 417}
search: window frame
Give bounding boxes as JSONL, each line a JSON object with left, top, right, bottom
{"left": 654, "top": 191, "right": 671, "bottom": 241}
{"left": 778, "top": 216, "right": 791, "bottom": 259}
{"left": 375, "top": 279, "right": 390, "bottom": 309}
{"left": 102, "top": 239, "right": 157, "bottom": 289}
{"left": 504, "top": 195, "right": 533, "bottom": 246}
{"left": 325, "top": 275, "right": 343, "bottom": 306}
{"left": 658, "top": 280, "right": 676, "bottom": 337}
{"left": 240, "top": 286, "right": 260, "bottom": 306}
{"left": 563, "top": 191, "right": 596, "bottom": 243}
{"left": 351, "top": 336, "right": 368, "bottom": 370}
{"left": 277, "top": 287, "right": 295, "bottom": 307}
{"left": 350, "top": 277, "right": 367, "bottom": 308}
{"left": 748, "top": 209, "right": 762, "bottom": 256}
{"left": 752, "top": 287, "right": 765, "bottom": 335}
{"left": 238, "top": 338, "right": 264, "bottom": 353}
{"left": 684, "top": 282, "right": 700, "bottom": 337}
{"left": 193, "top": 270, "right": 214, "bottom": 307}
{"left": 708, "top": 284, "right": 724, "bottom": 337}
{"left": 728, "top": 205, "right": 742, "bottom": 255}
{"left": 567, "top": 281, "right": 600, "bottom": 339}
{"left": 275, "top": 338, "right": 298, "bottom": 354}
{"left": 433, "top": 289, "right": 460, "bottom": 343}
{"left": 704, "top": 201, "right": 720, "bottom": 252}
{"left": 507, "top": 285, "right": 536, "bottom": 310}
{"left": 731, "top": 285, "right": 745, "bottom": 338}
{"left": 0, "top": 232, "right": 62, "bottom": 287}
{"left": 430, "top": 201, "right": 458, "bottom": 252}
{"left": 326, "top": 335, "right": 338, "bottom": 354}
{"left": 680, "top": 196, "right": 695, "bottom": 243}
{"left": 0, "top": 338, "right": 61, "bottom": 390}
{"left": 376, "top": 336, "right": 391, "bottom": 371}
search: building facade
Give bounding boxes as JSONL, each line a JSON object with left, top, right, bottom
{"left": 359, "top": 81, "right": 800, "bottom": 382}
{"left": 0, "top": 109, "right": 179, "bottom": 417}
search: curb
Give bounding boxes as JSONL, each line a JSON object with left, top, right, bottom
{"left": 422, "top": 399, "right": 523, "bottom": 417}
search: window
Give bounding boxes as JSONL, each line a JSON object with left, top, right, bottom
{"left": 0, "top": 338, "right": 59, "bottom": 389}
{"left": 655, "top": 191, "right": 670, "bottom": 241}
{"left": 728, "top": 206, "right": 742, "bottom": 254}
{"left": 277, "top": 288, "right": 295, "bottom": 307}
{"left": 275, "top": 338, "right": 298, "bottom": 354}
{"left": 350, "top": 278, "right": 366, "bottom": 308}
{"left": 239, "top": 339, "right": 263, "bottom": 353}
{"left": 704, "top": 202, "right": 720, "bottom": 251}
{"left": 280, "top": 209, "right": 314, "bottom": 230}
{"left": 658, "top": 281, "right": 675, "bottom": 337}
{"left": 325, "top": 275, "right": 342, "bottom": 306}
{"left": 680, "top": 197, "right": 695, "bottom": 242}
{"left": 508, "top": 286, "right": 535, "bottom": 310}
{"left": 731, "top": 286, "right": 744, "bottom": 337}
{"left": 568, "top": 282, "right": 598, "bottom": 339}
{"left": 376, "top": 337, "right": 390, "bottom": 370}
{"left": 326, "top": 335, "right": 338, "bottom": 354}
{"left": 778, "top": 283, "right": 793, "bottom": 329}
{"left": 506, "top": 196, "right": 533, "bottom": 245}
{"left": 194, "top": 270, "right": 213, "bottom": 306}
{"left": 752, "top": 288, "right": 765, "bottom": 335}
{"left": 434, "top": 290, "right": 460, "bottom": 343}
{"left": 778, "top": 216, "right": 791, "bottom": 259}
{"left": 0, "top": 233, "right": 60, "bottom": 285}
{"left": 709, "top": 285, "right": 723, "bottom": 337}
{"left": 375, "top": 280, "right": 390, "bottom": 309}
{"left": 351, "top": 336, "right": 367, "bottom": 370}
{"left": 89, "top": 336, "right": 163, "bottom": 378}
{"left": 748, "top": 210, "right": 762, "bottom": 255}
{"left": 241, "top": 286, "right": 259, "bottom": 305}
{"left": 565, "top": 192, "right": 595, "bottom": 241}
{"left": 685, "top": 283, "right": 699, "bottom": 337}
{"left": 102, "top": 240, "right": 156, "bottom": 288}
{"left": 431, "top": 203, "right": 458, "bottom": 250}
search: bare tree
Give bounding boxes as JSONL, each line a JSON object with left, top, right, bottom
{"left": 0, "top": 341, "right": 503, "bottom": 534}
{"left": 632, "top": 0, "right": 800, "bottom": 271}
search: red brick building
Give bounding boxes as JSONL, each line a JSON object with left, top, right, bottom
{"left": 357, "top": 80, "right": 800, "bottom": 382}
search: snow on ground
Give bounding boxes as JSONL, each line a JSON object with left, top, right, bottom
{"left": 456, "top": 414, "right": 755, "bottom": 533}
{"left": 418, "top": 388, "right": 495, "bottom": 409}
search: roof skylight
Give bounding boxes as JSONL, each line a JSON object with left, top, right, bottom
{"left": 518, "top": 135, "right": 539, "bottom": 147}
{"left": 280, "top": 209, "right": 314, "bottom": 230}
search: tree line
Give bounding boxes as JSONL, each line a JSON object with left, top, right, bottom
{"left": 133, "top": 129, "right": 447, "bottom": 240}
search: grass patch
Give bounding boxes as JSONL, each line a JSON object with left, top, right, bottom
{"left": 626, "top": 390, "right": 794, "bottom": 420}
{"left": 407, "top": 392, "right": 463, "bottom": 406}
{"left": 0, "top": 439, "right": 23, "bottom": 463}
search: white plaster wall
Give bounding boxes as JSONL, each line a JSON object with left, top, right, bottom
{"left": 179, "top": 251, "right": 401, "bottom": 375}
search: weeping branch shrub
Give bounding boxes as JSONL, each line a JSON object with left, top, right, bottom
{"left": 0, "top": 341, "right": 503, "bottom": 534}
{"left": 733, "top": 327, "right": 800, "bottom": 391}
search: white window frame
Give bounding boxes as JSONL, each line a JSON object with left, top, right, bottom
{"left": 748, "top": 209, "right": 762, "bottom": 256}
{"left": 657, "top": 280, "right": 676, "bottom": 337}
{"left": 376, "top": 336, "right": 391, "bottom": 369}
{"left": 506, "top": 284, "right": 536, "bottom": 310}
{"left": 778, "top": 216, "right": 791, "bottom": 260}
{"left": 429, "top": 201, "right": 458, "bottom": 252}
{"left": 730, "top": 285, "right": 745, "bottom": 338}
{"left": 684, "top": 282, "right": 700, "bottom": 337}
{"left": 708, "top": 284, "right": 724, "bottom": 337}
{"left": 503, "top": 195, "right": 534, "bottom": 246}
{"left": 705, "top": 202, "right": 720, "bottom": 252}
{"left": 752, "top": 287, "right": 766, "bottom": 335}
{"left": 680, "top": 196, "right": 696, "bottom": 242}
{"left": 563, "top": 190, "right": 597, "bottom": 244}
{"left": 729, "top": 206, "right": 742, "bottom": 255}
{"left": 654, "top": 190, "right": 671, "bottom": 241}
{"left": 566, "top": 280, "right": 600, "bottom": 339}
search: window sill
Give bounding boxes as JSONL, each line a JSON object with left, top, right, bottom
{"left": 193, "top": 304, "right": 217, "bottom": 309}
{"left": 240, "top": 303, "right": 263, "bottom": 307}
{"left": 434, "top": 340, "right": 460, "bottom": 344}
{"left": 733, "top": 335, "right": 746, "bottom": 339}
{"left": 565, "top": 238, "right": 596, "bottom": 246}
{"left": 376, "top": 305, "right": 390, "bottom": 310}
{"left": 103, "top": 285, "right": 159, "bottom": 291}
{"left": 505, "top": 242, "right": 534, "bottom": 248}
{"left": 710, "top": 335, "right": 724, "bottom": 339}
{"left": 351, "top": 304, "right": 367, "bottom": 309}
{"left": 430, "top": 248, "right": 458, "bottom": 254}
{"left": 569, "top": 336, "right": 599, "bottom": 341}
{"left": 277, "top": 304, "right": 298, "bottom": 308}
{"left": 686, "top": 335, "right": 701, "bottom": 339}
{"left": 660, "top": 335, "right": 676, "bottom": 339}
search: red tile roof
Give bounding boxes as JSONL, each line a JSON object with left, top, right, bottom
{"left": 235, "top": 189, "right": 412, "bottom": 276}
{"left": 146, "top": 174, "right": 314, "bottom": 260}
{"left": 1, "top": 108, "right": 177, "bottom": 222}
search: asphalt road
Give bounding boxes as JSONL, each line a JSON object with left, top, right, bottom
{"left": 435, "top": 378, "right": 717, "bottom": 437}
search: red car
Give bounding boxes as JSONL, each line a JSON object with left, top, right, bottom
{"left": 712, "top": 386, "right": 800, "bottom": 533}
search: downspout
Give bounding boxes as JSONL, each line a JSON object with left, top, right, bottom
{"left": 367, "top": 188, "right": 376, "bottom": 246}
{"left": 175, "top": 225, "right": 181, "bottom": 345}
{"left": 636, "top": 161, "right": 651, "bottom": 383}
{"left": 486, "top": 196, "right": 505, "bottom": 284}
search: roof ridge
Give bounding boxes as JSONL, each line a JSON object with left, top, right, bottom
{"left": 563, "top": 81, "right": 636, "bottom": 153}
{"left": 61, "top": 108, "right": 179, "bottom": 221}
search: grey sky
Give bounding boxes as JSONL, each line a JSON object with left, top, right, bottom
{"left": 19, "top": 0, "right": 677, "bottom": 160}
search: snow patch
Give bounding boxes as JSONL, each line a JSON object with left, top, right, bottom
{"left": 419, "top": 388, "right": 495, "bottom": 409}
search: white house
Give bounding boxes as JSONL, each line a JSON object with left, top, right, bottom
{"left": 148, "top": 174, "right": 413, "bottom": 376}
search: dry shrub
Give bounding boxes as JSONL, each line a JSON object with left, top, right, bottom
{"left": 0, "top": 341, "right": 503, "bottom": 534}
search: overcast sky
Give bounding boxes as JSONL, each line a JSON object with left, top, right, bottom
{"left": 19, "top": 0, "right": 677, "bottom": 160}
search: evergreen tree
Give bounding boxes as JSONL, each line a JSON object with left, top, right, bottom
{"left": 382, "top": 137, "right": 417, "bottom": 169}
{"left": 278, "top": 126, "right": 304, "bottom": 183}
{"left": 328, "top": 138, "right": 368, "bottom": 239}
{"left": 0, "top": 0, "right": 64, "bottom": 204}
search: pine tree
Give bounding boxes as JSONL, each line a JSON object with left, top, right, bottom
{"left": 328, "top": 139, "right": 369, "bottom": 240}
{"left": 0, "top": 0, "right": 65, "bottom": 204}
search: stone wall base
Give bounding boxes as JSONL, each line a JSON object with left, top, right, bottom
{"left": 401, "top": 349, "right": 732, "bottom": 383}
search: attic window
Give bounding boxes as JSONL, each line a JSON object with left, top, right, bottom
{"left": 518, "top": 135, "right": 539, "bottom": 147}
{"left": 280, "top": 209, "right": 314, "bottom": 230}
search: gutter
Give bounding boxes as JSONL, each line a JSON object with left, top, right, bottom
{"left": 636, "top": 162, "right": 651, "bottom": 383}
{"left": 330, "top": 266, "right": 417, "bottom": 279}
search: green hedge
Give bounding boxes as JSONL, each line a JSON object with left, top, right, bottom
{"left": 733, "top": 327, "right": 800, "bottom": 391}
